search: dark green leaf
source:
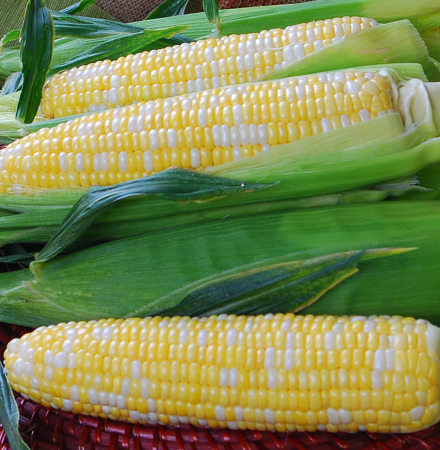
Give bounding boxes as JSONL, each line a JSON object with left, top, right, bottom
{"left": 147, "top": 0, "right": 190, "bottom": 20}
{"left": 48, "top": 25, "right": 188, "bottom": 75}
{"left": 16, "top": 0, "right": 54, "bottom": 124}
{"left": 0, "top": 30, "right": 21, "bottom": 48}
{"left": 61, "top": 0, "right": 98, "bottom": 15}
{"left": 161, "top": 249, "right": 412, "bottom": 317}
{"left": 203, "top": 0, "right": 220, "bottom": 30}
{"left": 0, "top": 362, "right": 30, "bottom": 450}
{"left": 36, "top": 169, "right": 272, "bottom": 262}
{"left": 2, "top": 72, "right": 23, "bottom": 95}
{"left": 0, "top": 253, "right": 35, "bottom": 264}
{"left": 51, "top": 11, "right": 144, "bottom": 39}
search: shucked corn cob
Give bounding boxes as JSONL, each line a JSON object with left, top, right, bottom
{"left": 4, "top": 314, "right": 440, "bottom": 433}
{"left": 40, "top": 17, "right": 379, "bottom": 119}
{"left": 0, "top": 70, "right": 394, "bottom": 190}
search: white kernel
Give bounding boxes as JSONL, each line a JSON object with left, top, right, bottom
{"left": 98, "top": 391, "right": 108, "bottom": 405}
{"left": 205, "top": 46, "right": 214, "bottom": 62}
{"left": 44, "top": 350, "right": 54, "bottom": 365}
{"left": 67, "top": 353, "right": 76, "bottom": 369}
{"left": 244, "top": 54, "right": 255, "bottom": 71}
{"left": 230, "top": 126, "right": 240, "bottom": 146}
{"left": 110, "top": 75, "right": 121, "bottom": 89}
{"left": 232, "top": 105, "right": 243, "bottom": 126}
{"left": 132, "top": 360, "right": 141, "bottom": 380}
{"left": 264, "top": 347, "right": 276, "bottom": 369}
{"left": 236, "top": 56, "right": 245, "bottom": 72}
{"left": 191, "top": 148, "right": 201, "bottom": 168}
{"left": 341, "top": 114, "right": 351, "bottom": 127}
{"left": 197, "top": 330, "right": 208, "bottom": 346}
{"left": 112, "top": 117, "right": 121, "bottom": 133}
{"left": 88, "top": 389, "right": 99, "bottom": 405}
{"left": 108, "top": 88, "right": 119, "bottom": 105}
{"left": 215, "top": 405, "right": 226, "bottom": 421}
{"left": 187, "top": 80, "right": 196, "bottom": 93}
{"left": 117, "top": 394, "right": 127, "bottom": 409}
{"left": 294, "top": 44, "right": 306, "bottom": 59}
{"left": 364, "top": 320, "right": 377, "bottom": 332}
{"left": 62, "top": 400, "right": 73, "bottom": 411}
{"left": 210, "top": 60, "right": 219, "bottom": 76}
{"left": 307, "top": 28, "right": 315, "bottom": 41}
{"left": 127, "top": 116, "right": 137, "bottom": 133}
{"left": 325, "top": 331, "right": 336, "bottom": 351}
{"left": 338, "top": 409, "right": 352, "bottom": 424}
{"left": 77, "top": 123, "right": 88, "bottom": 137}
{"left": 149, "top": 130, "right": 159, "bottom": 151}
{"left": 23, "top": 348, "right": 35, "bottom": 363}
{"left": 328, "top": 408, "right": 341, "bottom": 425}
{"left": 22, "top": 362, "right": 34, "bottom": 377}
{"left": 351, "top": 22, "right": 361, "bottom": 33}
{"left": 92, "top": 154, "right": 101, "bottom": 172}
{"left": 212, "top": 76, "right": 221, "bottom": 88}
{"left": 248, "top": 124, "right": 258, "bottom": 145}
{"left": 359, "top": 109, "right": 370, "bottom": 121}
{"left": 210, "top": 95, "right": 220, "bottom": 108}
{"left": 344, "top": 80, "right": 362, "bottom": 95}
{"left": 179, "top": 329, "right": 189, "bottom": 344}
{"left": 54, "top": 351, "right": 68, "bottom": 369}
{"left": 119, "top": 151, "right": 128, "bottom": 172}
{"left": 321, "top": 118, "right": 332, "bottom": 132}
{"left": 220, "top": 367, "right": 229, "bottom": 387}
{"left": 147, "top": 398, "right": 157, "bottom": 412}
{"left": 229, "top": 368, "right": 238, "bottom": 388}
{"left": 62, "top": 340, "right": 73, "bottom": 353}
{"left": 239, "top": 124, "right": 250, "bottom": 145}
{"left": 264, "top": 409, "right": 276, "bottom": 424}
{"left": 255, "top": 38, "right": 265, "bottom": 51}
{"left": 59, "top": 152, "right": 68, "bottom": 172}
{"left": 75, "top": 153, "right": 84, "bottom": 172}
{"left": 165, "top": 129, "right": 177, "bottom": 149}
{"left": 246, "top": 38, "right": 256, "bottom": 53}
{"left": 197, "top": 107, "right": 208, "bottom": 127}
{"left": 288, "top": 31, "right": 298, "bottom": 44}
{"left": 244, "top": 320, "right": 253, "bottom": 333}
{"left": 226, "top": 329, "right": 238, "bottom": 346}
{"left": 314, "top": 40, "right": 324, "bottom": 51}
{"left": 385, "top": 348, "right": 395, "bottom": 371}
{"left": 410, "top": 406, "right": 425, "bottom": 421}
{"left": 262, "top": 144, "right": 270, "bottom": 152}
{"left": 220, "top": 125, "right": 231, "bottom": 147}
{"left": 373, "top": 349, "right": 386, "bottom": 372}
{"left": 100, "top": 152, "right": 109, "bottom": 172}
{"left": 170, "top": 83, "right": 178, "bottom": 96}
{"left": 234, "top": 406, "right": 244, "bottom": 421}
{"left": 258, "top": 124, "right": 268, "bottom": 145}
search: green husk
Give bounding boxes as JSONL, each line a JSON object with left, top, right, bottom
{"left": 0, "top": 362, "right": 29, "bottom": 450}
{"left": 16, "top": 0, "right": 54, "bottom": 124}
{"left": 0, "top": 180, "right": 422, "bottom": 245}
{"left": 1, "top": 200, "right": 439, "bottom": 327}
{"left": 259, "top": 21, "right": 435, "bottom": 82}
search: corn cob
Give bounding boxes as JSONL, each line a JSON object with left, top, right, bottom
{"left": 0, "top": 69, "right": 394, "bottom": 191}
{"left": 4, "top": 314, "right": 440, "bottom": 433}
{"left": 40, "top": 17, "right": 379, "bottom": 119}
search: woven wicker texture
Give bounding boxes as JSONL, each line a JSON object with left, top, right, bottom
{"left": 219, "top": 0, "right": 309, "bottom": 10}
{"left": 1, "top": 322, "right": 440, "bottom": 450}
{"left": 96, "top": 0, "right": 204, "bottom": 23}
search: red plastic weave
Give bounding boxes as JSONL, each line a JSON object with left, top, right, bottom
{"left": 1, "top": 323, "right": 440, "bottom": 450}
{"left": 219, "top": 0, "right": 310, "bottom": 11}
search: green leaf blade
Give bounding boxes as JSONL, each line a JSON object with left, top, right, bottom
{"left": 61, "top": 0, "right": 98, "bottom": 15}
{"left": 147, "top": 0, "right": 190, "bottom": 20}
{"left": 0, "top": 362, "right": 30, "bottom": 450}
{"left": 35, "top": 169, "right": 272, "bottom": 262}
{"left": 203, "top": 0, "right": 221, "bottom": 30}
{"left": 48, "top": 25, "right": 188, "bottom": 75}
{"left": 16, "top": 0, "right": 54, "bottom": 124}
